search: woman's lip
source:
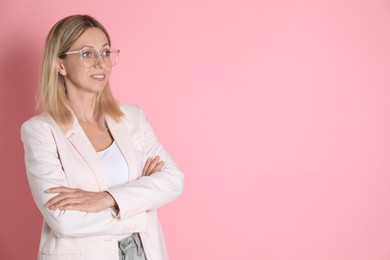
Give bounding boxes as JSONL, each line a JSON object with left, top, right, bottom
{"left": 91, "top": 74, "right": 105, "bottom": 81}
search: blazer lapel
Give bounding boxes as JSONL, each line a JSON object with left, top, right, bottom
{"left": 66, "top": 117, "right": 108, "bottom": 191}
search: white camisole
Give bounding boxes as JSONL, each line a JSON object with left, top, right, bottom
{"left": 96, "top": 141, "right": 131, "bottom": 240}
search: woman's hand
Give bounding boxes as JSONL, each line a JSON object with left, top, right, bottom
{"left": 45, "top": 187, "right": 115, "bottom": 212}
{"left": 142, "top": 155, "right": 164, "bottom": 176}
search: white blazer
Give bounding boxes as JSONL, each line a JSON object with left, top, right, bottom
{"left": 21, "top": 104, "right": 184, "bottom": 260}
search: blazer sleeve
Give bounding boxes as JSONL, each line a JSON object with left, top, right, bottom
{"left": 21, "top": 118, "right": 148, "bottom": 238}
{"left": 107, "top": 107, "right": 184, "bottom": 219}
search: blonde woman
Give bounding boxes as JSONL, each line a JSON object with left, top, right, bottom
{"left": 21, "top": 14, "right": 184, "bottom": 260}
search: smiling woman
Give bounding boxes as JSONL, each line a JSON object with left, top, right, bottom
{"left": 58, "top": 28, "right": 115, "bottom": 112}
{"left": 21, "top": 14, "right": 184, "bottom": 260}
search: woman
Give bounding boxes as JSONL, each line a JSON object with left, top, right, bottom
{"left": 21, "top": 14, "right": 184, "bottom": 260}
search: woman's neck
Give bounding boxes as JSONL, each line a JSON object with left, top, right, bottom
{"left": 67, "top": 92, "right": 98, "bottom": 124}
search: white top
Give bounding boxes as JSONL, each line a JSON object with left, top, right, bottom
{"left": 96, "top": 141, "right": 131, "bottom": 240}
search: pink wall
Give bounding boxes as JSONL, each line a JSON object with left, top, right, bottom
{"left": 1, "top": 0, "right": 390, "bottom": 259}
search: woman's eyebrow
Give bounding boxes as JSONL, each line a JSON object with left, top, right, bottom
{"left": 79, "top": 43, "right": 110, "bottom": 49}
{"left": 79, "top": 45, "right": 94, "bottom": 49}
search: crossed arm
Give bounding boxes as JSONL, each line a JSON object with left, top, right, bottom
{"left": 45, "top": 156, "right": 164, "bottom": 212}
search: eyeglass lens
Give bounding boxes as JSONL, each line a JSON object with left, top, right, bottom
{"left": 80, "top": 48, "right": 119, "bottom": 67}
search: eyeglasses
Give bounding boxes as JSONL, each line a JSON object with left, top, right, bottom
{"left": 62, "top": 48, "right": 120, "bottom": 68}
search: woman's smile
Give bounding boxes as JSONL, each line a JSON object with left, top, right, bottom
{"left": 91, "top": 73, "right": 105, "bottom": 81}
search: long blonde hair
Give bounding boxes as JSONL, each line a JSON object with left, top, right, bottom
{"left": 39, "top": 14, "right": 123, "bottom": 131}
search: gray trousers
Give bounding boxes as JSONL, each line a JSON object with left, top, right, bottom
{"left": 118, "top": 233, "right": 146, "bottom": 260}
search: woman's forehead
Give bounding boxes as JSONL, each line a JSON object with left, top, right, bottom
{"left": 72, "top": 28, "right": 109, "bottom": 49}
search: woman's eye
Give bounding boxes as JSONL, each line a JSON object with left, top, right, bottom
{"left": 81, "top": 51, "right": 92, "bottom": 58}
{"left": 101, "top": 50, "right": 111, "bottom": 57}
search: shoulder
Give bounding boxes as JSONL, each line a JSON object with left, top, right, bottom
{"left": 21, "top": 113, "right": 52, "bottom": 131}
{"left": 118, "top": 103, "right": 147, "bottom": 123}
{"left": 119, "top": 103, "right": 142, "bottom": 116}
{"left": 21, "top": 113, "right": 60, "bottom": 139}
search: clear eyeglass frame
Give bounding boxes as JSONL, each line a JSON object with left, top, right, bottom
{"left": 62, "top": 48, "right": 120, "bottom": 68}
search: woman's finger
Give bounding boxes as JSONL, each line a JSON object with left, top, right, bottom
{"left": 142, "top": 158, "right": 152, "bottom": 176}
{"left": 144, "top": 156, "right": 160, "bottom": 176}
{"left": 59, "top": 203, "right": 83, "bottom": 211}
{"left": 143, "top": 156, "right": 157, "bottom": 176}
{"left": 45, "top": 192, "right": 80, "bottom": 208}
{"left": 148, "top": 156, "right": 160, "bottom": 170}
{"left": 50, "top": 196, "right": 85, "bottom": 210}
{"left": 152, "top": 161, "right": 164, "bottom": 174}
{"left": 46, "top": 187, "right": 78, "bottom": 193}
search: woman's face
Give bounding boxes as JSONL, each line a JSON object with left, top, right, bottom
{"left": 59, "top": 28, "right": 112, "bottom": 98}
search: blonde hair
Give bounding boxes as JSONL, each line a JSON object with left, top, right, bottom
{"left": 39, "top": 14, "right": 123, "bottom": 131}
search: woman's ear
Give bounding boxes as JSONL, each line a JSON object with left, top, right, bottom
{"left": 58, "top": 58, "right": 67, "bottom": 76}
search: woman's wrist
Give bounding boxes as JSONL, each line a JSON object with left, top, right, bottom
{"left": 103, "top": 191, "right": 117, "bottom": 208}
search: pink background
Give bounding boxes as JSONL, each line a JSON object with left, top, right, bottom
{"left": 1, "top": 0, "right": 390, "bottom": 259}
